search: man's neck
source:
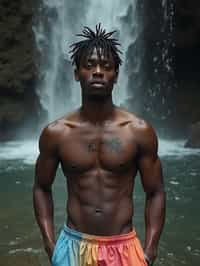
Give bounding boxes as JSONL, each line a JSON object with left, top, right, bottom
{"left": 80, "top": 95, "right": 115, "bottom": 125}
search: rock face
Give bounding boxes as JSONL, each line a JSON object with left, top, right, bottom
{"left": 0, "top": 0, "right": 42, "bottom": 140}
{"left": 126, "top": 0, "right": 200, "bottom": 138}
{"left": 173, "top": 0, "right": 200, "bottom": 134}
{"left": 185, "top": 122, "right": 200, "bottom": 148}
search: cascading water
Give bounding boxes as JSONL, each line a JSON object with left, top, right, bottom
{"left": 34, "top": 0, "right": 140, "bottom": 123}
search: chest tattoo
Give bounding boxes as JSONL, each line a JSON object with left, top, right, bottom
{"left": 88, "top": 142, "right": 97, "bottom": 152}
{"left": 102, "top": 138, "right": 122, "bottom": 153}
{"left": 87, "top": 138, "right": 123, "bottom": 153}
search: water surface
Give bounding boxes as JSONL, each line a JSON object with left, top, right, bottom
{"left": 0, "top": 140, "right": 200, "bottom": 266}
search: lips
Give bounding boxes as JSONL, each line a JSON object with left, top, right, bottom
{"left": 90, "top": 80, "right": 106, "bottom": 88}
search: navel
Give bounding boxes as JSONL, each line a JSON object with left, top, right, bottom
{"left": 95, "top": 208, "right": 102, "bottom": 214}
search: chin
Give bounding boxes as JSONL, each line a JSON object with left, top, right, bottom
{"left": 89, "top": 91, "right": 110, "bottom": 99}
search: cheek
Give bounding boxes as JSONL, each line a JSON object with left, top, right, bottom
{"left": 107, "top": 73, "right": 117, "bottom": 83}
{"left": 80, "top": 71, "right": 92, "bottom": 83}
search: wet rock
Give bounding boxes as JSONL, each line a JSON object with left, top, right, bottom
{"left": 0, "top": 0, "right": 43, "bottom": 140}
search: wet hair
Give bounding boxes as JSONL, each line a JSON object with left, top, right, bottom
{"left": 69, "top": 23, "right": 122, "bottom": 70}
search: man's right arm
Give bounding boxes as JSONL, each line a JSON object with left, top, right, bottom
{"left": 33, "top": 125, "right": 59, "bottom": 260}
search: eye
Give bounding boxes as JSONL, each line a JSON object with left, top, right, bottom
{"left": 87, "top": 63, "right": 92, "bottom": 68}
{"left": 103, "top": 62, "right": 112, "bottom": 70}
{"left": 85, "top": 61, "right": 93, "bottom": 69}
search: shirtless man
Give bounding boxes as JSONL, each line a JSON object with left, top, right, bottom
{"left": 33, "top": 24, "right": 166, "bottom": 266}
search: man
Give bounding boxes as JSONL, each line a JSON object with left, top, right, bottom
{"left": 33, "top": 24, "right": 166, "bottom": 266}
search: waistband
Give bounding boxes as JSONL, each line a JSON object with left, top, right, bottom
{"left": 63, "top": 224, "right": 136, "bottom": 244}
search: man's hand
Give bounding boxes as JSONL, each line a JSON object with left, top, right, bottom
{"left": 44, "top": 239, "right": 55, "bottom": 262}
{"left": 144, "top": 245, "right": 157, "bottom": 263}
{"left": 144, "top": 252, "right": 155, "bottom": 266}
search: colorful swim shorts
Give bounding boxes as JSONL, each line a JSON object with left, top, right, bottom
{"left": 51, "top": 224, "right": 147, "bottom": 266}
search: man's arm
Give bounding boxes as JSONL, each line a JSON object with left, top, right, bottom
{"left": 137, "top": 124, "right": 166, "bottom": 265}
{"left": 33, "top": 125, "right": 59, "bottom": 260}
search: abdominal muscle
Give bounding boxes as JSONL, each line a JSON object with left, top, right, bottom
{"left": 66, "top": 174, "right": 135, "bottom": 236}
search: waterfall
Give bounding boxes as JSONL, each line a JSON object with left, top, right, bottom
{"left": 34, "top": 0, "right": 139, "bottom": 123}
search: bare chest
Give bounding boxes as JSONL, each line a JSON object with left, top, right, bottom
{"left": 58, "top": 126, "right": 138, "bottom": 173}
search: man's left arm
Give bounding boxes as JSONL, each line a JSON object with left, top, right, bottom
{"left": 137, "top": 125, "right": 166, "bottom": 265}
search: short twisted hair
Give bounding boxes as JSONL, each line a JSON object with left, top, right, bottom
{"left": 69, "top": 24, "right": 122, "bottom": 70}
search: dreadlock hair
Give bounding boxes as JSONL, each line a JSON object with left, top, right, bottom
{"left": 69, "top": 23, "right": 122, "bottom": 70}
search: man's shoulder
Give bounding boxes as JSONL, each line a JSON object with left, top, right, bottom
{"left": 118, "top": 107, "right": 157, "bottom": 147}
{"left": 40, "top": 110, "right": 80, "bottom": 145}
{"left": 41, "top": 118, "right": 68, "bottom": 138}
{"left": 117, "top": 108, "right": 151, "bottom": 130}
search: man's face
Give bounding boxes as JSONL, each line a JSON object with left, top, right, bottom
{"left": 75, "top": 48, "right": 118, "bottom": 97}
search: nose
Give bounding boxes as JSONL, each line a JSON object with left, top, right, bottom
{"left": 93, "top": 64, "right": 103, "bottom": 77}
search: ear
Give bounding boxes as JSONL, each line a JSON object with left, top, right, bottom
{"left": 74, "top": 68, "right": 80, "bottom": 81}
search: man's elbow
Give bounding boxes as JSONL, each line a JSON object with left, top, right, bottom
{"left": 146, "top": 186, "right": 166, "bottom": 199}
{"left": 33, "top": 182, "right": 52, "bottom": 194}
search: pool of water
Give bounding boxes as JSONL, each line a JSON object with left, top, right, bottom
{"left": 0, "top": 140, "right": 200, "bottom": 266}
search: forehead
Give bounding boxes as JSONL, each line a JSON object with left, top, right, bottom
{"left": 82, "top": 47, "right": 114, "bottom": 62}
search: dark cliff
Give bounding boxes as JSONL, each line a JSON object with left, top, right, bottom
{"left": 174, "top": 0, "right": 200, "bottom": 131}
{"left": 124, "top": 0, "right": 200, "bottom": 138}
{"left": 0, "top": 0, "right": 42, "bottom": 140}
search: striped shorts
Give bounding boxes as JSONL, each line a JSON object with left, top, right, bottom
{"left": 51, "top": 224, "right": 147, "bottom": 266}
